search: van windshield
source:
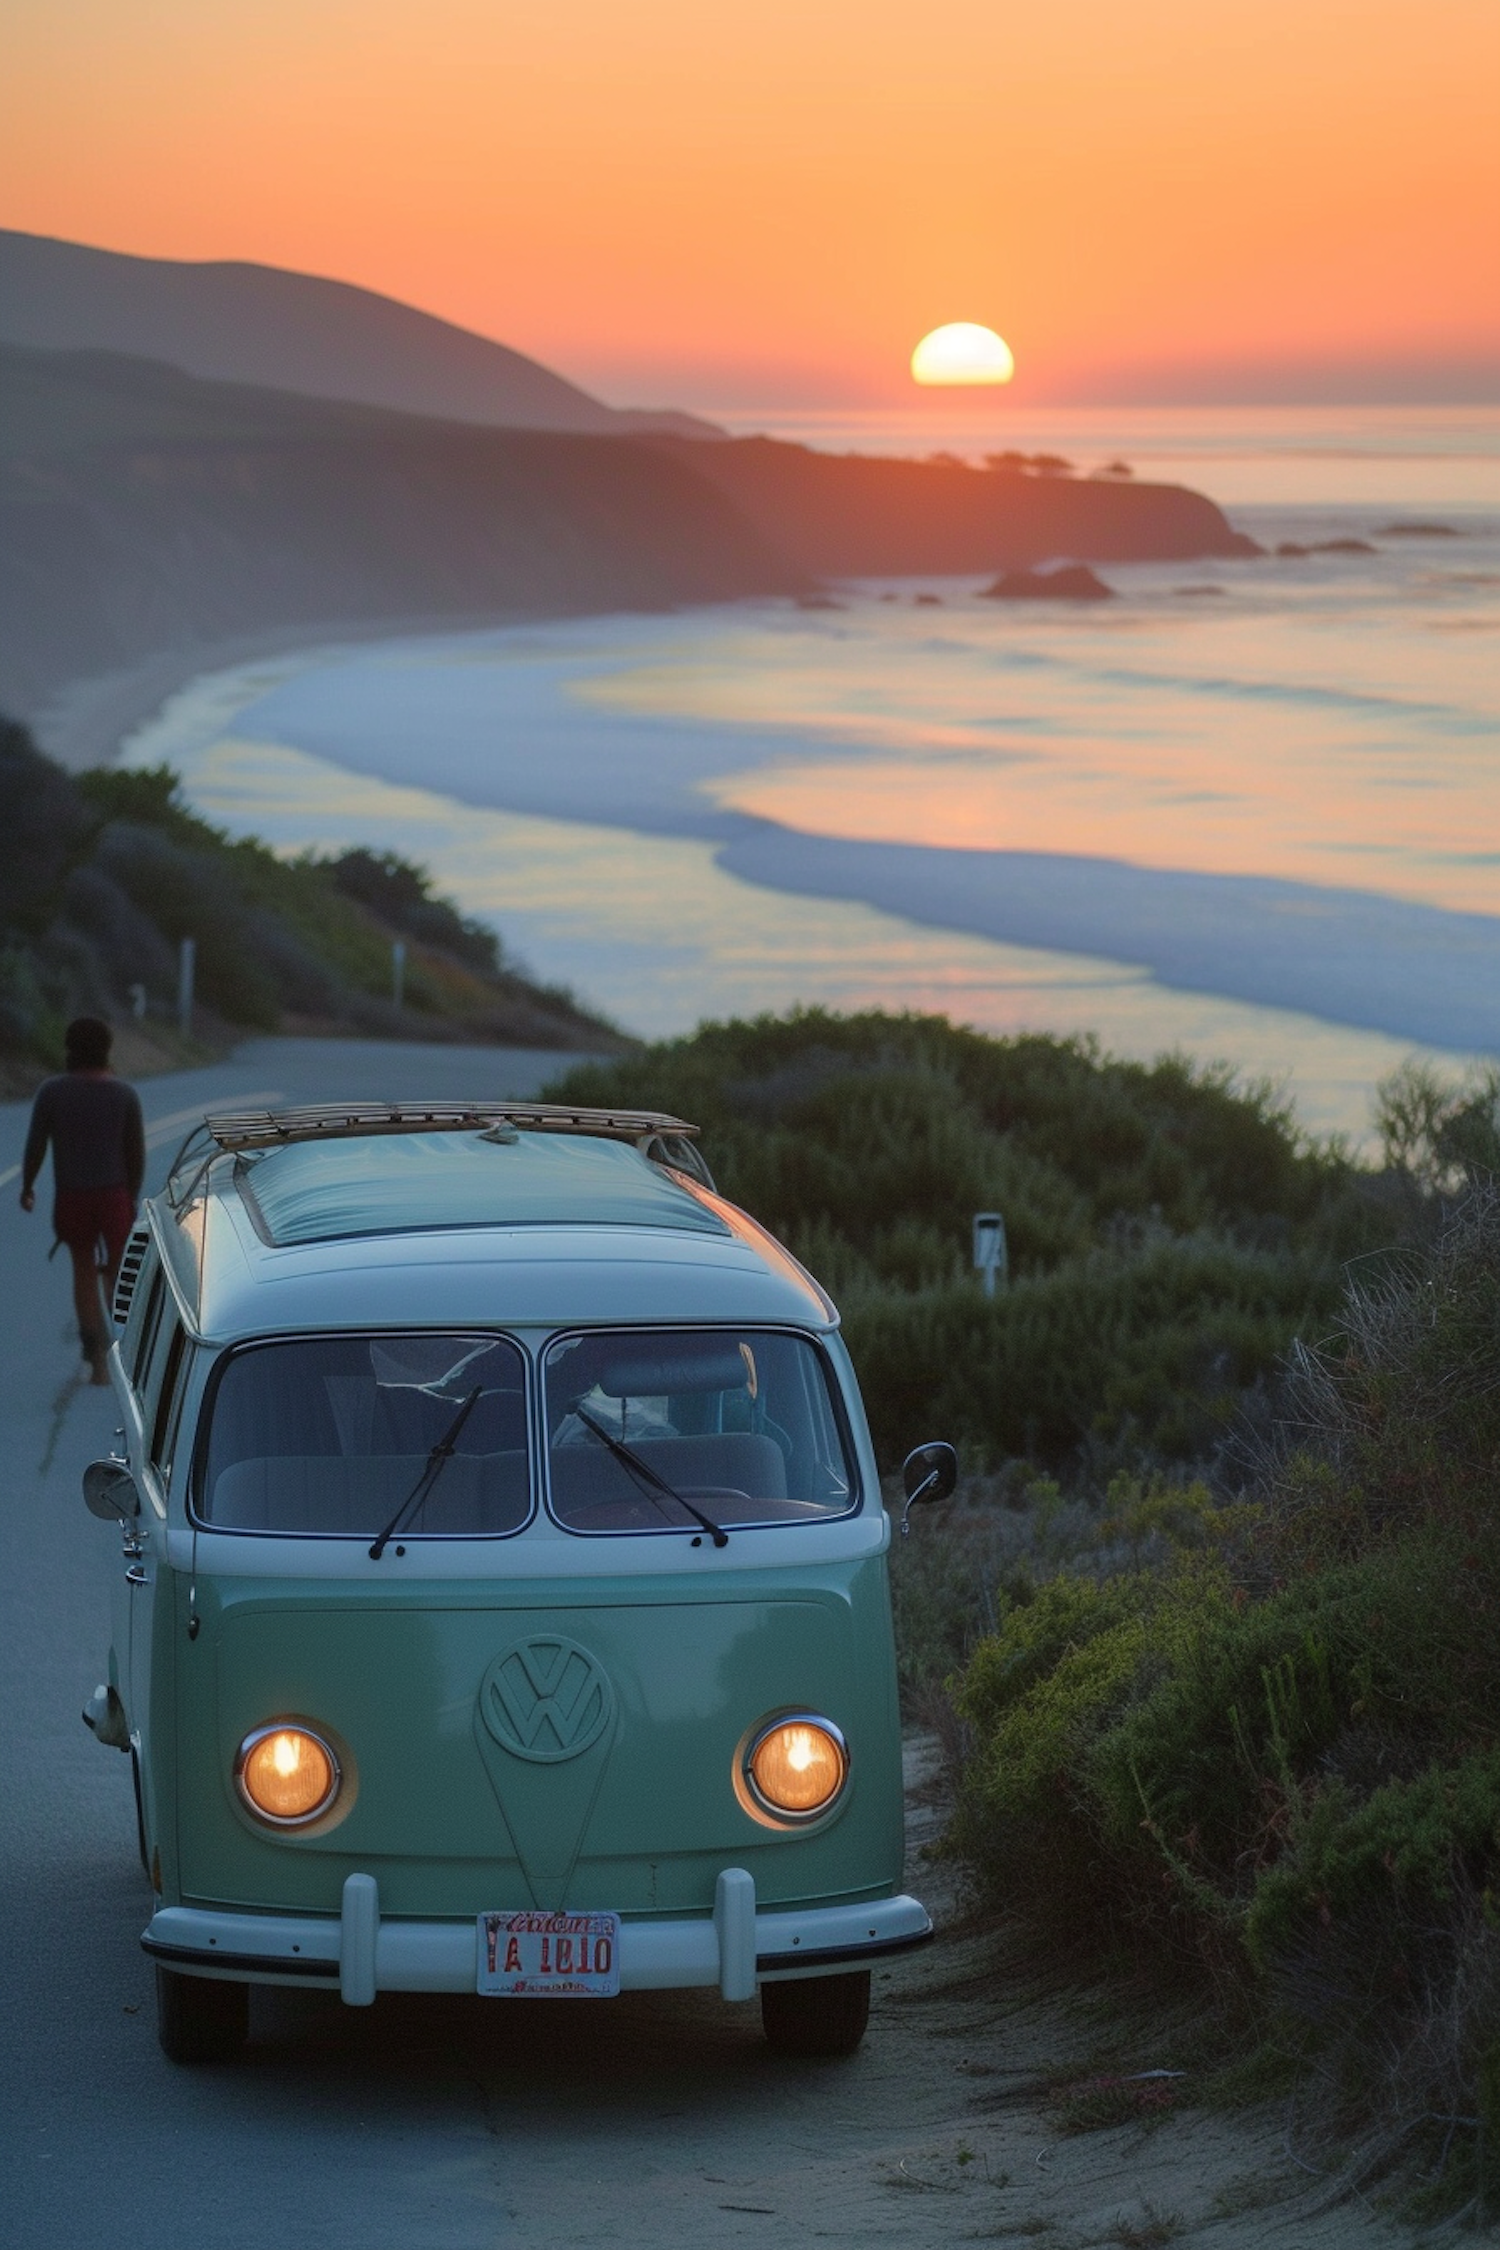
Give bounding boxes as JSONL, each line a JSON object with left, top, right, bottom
{"left": 543, "top": 1329, "right": 857, "bottom": 1534}
{"left": 197, "top": 1333, "right": 530, "bottom": 1537}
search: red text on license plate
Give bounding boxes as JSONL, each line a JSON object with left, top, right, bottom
{"left": 477, "top": 1909, "right": 621, "bottom": 1997}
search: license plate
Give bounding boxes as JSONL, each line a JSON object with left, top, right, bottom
{"left": 477, "top": 1909, "right": 621, "bottom": 1997}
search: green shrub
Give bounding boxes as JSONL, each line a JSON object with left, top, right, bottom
{"left": 1244, "top": 1745, "right": 1500, "bottom": 1968}
{"left": 942, "top": 1196, "right": 1500, "bottom": 2207}
{"left": 1375, "top": 1055, "right": 1500, "bottom": 1194}
{"left": 839, "top": 1230, "right": 1333, "bottom": 1465}
{"left": 950, "top": 1517, "right": 1500, "bottom": 1947}
{"left": 949, "top": 1558, "right": 1239, "bottom": 1934}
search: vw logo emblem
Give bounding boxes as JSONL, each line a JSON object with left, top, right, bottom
{"left": 478, "top": 1636, "right": 614, "bottom": 1763}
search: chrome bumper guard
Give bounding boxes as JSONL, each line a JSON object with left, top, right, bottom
{"left": 142, "top": 1872, "right": 932, "bottom": 2006}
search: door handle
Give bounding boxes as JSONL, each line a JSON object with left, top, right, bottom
{"left": 124, "top": 1564, "right": 148, "bottom": 1586}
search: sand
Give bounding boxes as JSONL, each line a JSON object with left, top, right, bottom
{"left": 27, "top": 610, "right": 535, "bottom": 773}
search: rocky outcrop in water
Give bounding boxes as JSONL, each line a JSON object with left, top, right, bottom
{"left": 980, "top": 564, "right": 1115, "bottom": 602}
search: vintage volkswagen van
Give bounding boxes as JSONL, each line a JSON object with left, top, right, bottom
{"left": 82, "top": 1101, "right": 954, "bottom": 2064}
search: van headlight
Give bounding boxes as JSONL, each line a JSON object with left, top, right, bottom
{"left": 235, "top": 1723, "right": 341, "bottom": 1826}
{"left": 738, "top": 1713, "right": 849, "bottom": 1825}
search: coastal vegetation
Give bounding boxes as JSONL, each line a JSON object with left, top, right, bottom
{"left": 546, "top": 1008, "right": 1389, "bottom": 1471}
{"left": 550, "top": 1015, "right": 1500, "bottom": 2218}
{"left": 934, "top": 1186, "right": 1500, "bottom": 2222}
{"left": 0, "top": 717, "right": 617, "bottom": 1078}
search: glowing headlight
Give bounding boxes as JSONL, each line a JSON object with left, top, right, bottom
{"left": 235, "top": 1723, "right": 341, "bottom": 1826}
{"left": 743, "top": 1714, "right": 848, "bottom": 1823}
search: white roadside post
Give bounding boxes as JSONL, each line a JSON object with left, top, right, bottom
{"left": 973, "top": 1211, "right": 1007, "bottom": 1299}
{"left": 177, "top": 937, "right": 196, "bottom": 1041}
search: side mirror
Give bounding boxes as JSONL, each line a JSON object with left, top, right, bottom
{"left": 83, "top": 1460, "right": 141, "bottom": 1524}
{"left": 899, "top": 1441, "right": 958, "bottom": 1538}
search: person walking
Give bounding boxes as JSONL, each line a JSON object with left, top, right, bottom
{"left": 19, "top": 1017, "right": 145, "bottom": 1385}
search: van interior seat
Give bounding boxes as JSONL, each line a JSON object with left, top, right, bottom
{"left": 207, "top": 1452, "right": 529, "bottom": 1534}
{"left": 549, "top": 1431, "right": 788, "bottom": 1510}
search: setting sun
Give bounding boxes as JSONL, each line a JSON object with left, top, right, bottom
{"left": 911, "top": 323, "right": 1016, "bottom": 386}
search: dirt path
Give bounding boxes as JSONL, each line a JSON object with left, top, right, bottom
{"left": 476, "top": 1729, "right": 1408, "bottom": 2250}
{"left": 774, "top": 1737, "right": 1415, "bottom": 2250}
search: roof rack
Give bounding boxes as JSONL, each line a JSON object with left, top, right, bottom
{"left": 163, "top": 1101, "right": 710, "bottom": 1211}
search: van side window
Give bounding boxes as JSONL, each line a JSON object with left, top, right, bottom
{"left": 122, "top": 1259, "right": 163, "bottom": 1386}
{"left": 151, "top": 1325, "right": 190, "bottom": 1479}
{"left": 138, "top": 1304, "right": 179, "bottom": 1446}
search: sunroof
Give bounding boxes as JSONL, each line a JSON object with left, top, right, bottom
{"left": 235, "top": 1131, "right": 732, "bottom": 1248}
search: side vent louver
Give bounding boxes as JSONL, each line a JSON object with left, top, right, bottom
{"left": 112, "top": 1229, "right": 151, "bottom": 1326}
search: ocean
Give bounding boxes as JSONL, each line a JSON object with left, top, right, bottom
{"left": 121, "top": 405, "right": 1500, "bottom": 1144}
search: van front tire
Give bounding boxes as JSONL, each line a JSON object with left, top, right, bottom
{"left": 155, "top": 1965, "right": 249, "bottom": 2063}
{"left": 760, "top": 1969, "right": 870, "bottom": 2057}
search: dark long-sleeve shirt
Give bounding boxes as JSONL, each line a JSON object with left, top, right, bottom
{"left": 22, "top": 1073, "right": 146, "bottom": 1197}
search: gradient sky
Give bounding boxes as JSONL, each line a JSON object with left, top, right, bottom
{"left": 4, "top": 0, "right": 1496, "bottom": 406}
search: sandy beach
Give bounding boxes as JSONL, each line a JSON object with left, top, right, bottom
{"left": 27, "top": 608, "right": 546, "bottom": 774}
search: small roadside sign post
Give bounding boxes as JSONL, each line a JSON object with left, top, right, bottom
{"left": 392, "top": 939, "right": 407, "bottom": 1011}
{"left": 973, "top": 1211, "right": 1007, "bottom": 1298}
{"left": 177, "top": 937, "right": 196, "bottom": 1040}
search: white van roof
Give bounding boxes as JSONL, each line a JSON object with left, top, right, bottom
{"left": 148, "top": 1107, "right": 836, "bottom": 1340}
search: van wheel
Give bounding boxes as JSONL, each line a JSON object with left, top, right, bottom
{"left": 155, "top": 1965, "right": 249, "bottom": 2063}
{"left": 760, "top": 1970, "right": 871, "bottom": 2058}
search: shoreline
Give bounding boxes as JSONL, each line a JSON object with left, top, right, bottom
{"left": 27, "top": 607, "right": 569, "bottom": 772}
{"left": 124, "top": 611, "right": 1497, "bottom": 1057}
{"left": 56, "top": 604, "right": 1496, "bottom": 1100}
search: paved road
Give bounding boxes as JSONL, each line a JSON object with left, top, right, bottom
{"left": 1, "top": 1042, "right": 604, "bottom": 2249}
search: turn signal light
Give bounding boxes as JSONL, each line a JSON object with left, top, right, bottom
{"left": 744, "top": 1715, "right": 848, "bottom": 1822}
{"left": 235, "top": 1724, "right": 340, "bottom": 1826}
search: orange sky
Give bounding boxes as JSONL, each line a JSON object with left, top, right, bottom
{"left": 3, "top": 0, "right": 1496, "bottom": 406}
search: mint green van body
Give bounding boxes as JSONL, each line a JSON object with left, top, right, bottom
{"left": 87, "top": 1104, "right": 931, "bottom": 2062}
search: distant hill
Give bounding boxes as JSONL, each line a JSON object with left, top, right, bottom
{"left": 0, "top": 229, "right": 721, "bottom": 440}
{"left": 0, "top": 344, "right": 795, "bottom": 713}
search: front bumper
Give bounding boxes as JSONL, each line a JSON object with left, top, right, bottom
{"left": 142, "top": 1871, "right": 933, "bottom": 2006}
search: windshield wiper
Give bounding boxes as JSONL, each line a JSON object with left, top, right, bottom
{"left": 573, "top": 1406, "right": 729, "bottom": 1548}
{"left": 369, "top": 1387, "right": 482, "bottom": 1560}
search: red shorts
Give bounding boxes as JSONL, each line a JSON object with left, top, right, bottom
{"left": 53, "top": 1186, "right": 136, "bottom": 1267}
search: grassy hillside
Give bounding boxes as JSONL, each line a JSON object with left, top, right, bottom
{"left": 0, "top": 715, "right": 620, "bottom": 1076}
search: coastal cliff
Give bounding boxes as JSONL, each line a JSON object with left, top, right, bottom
{"left": 2, "top": 343, "right": 1255, "bottom": 722}
{"left": 661, "top": 434, "right": 1258, "bottom": 574}
{"left": 0, "top": 346, "right": 794, "bottom": 713}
